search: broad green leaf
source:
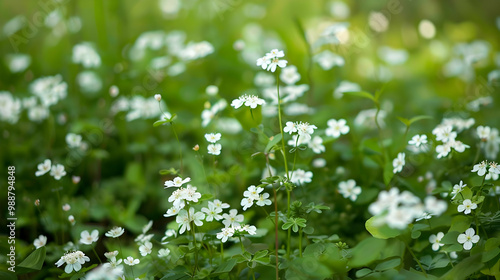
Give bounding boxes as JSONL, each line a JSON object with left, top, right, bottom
{"left": 214, "top": 259, "right": 237, "bottom": 274}
{"left": 375, "top": 257, "right": 401, "bottom": 271}
{"left": 349, "top": 237, "right": 386, "bottom": 267}
{"left": 253, "top": 250, "right": 268, "bottom": 260}
{"left": 366, "top": 215, "right": 403, "bottom": 239}
{"left": 17, "top": 247, "right": 46, "bottom": 274}
{"left": 356, "top": 268, "right": 373, "bottom": 278}
{"left": 448, "top": 216, "right": 471, "bottom": 233}
{"left": 440, "top": 253, "right": 484, "bottom": 280}
{"left": 408, "top": 115, "right": 432, "bottom": 125}
{"left": 441, "top": 231, "right": 460, "bottom": 245}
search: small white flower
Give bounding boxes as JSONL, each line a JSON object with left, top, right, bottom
{"left": 222, "top": 209, "right": 244, "bottom": 228}
{"left": 201, "top": 202, "right": 223, "bottom": 221}
{"left": 213, "top": 199, "right": 230, "bottom": 210}
{"left": 80, "top": 229, "right": 99, "bottom": 245}
{"left": 244, "top": 95, "right": 266, "bottom": 109}
{"left": 429, "top": 232, "right": 444, "bottom": 251}
{"left": 139, "top": 241, "right": 153, "bottom": 256}
{"left": 206, "top": 85, "right": 219, "bottom": 96}
{"left": 35, "top": 159, "right": 52, "bottom": 177}
{"left": 296, "top": 122, "right": 317, "bottom": 142}
{"left": 284, "top": 121, "right": 298, "bottom": 134}
{"left": 208, "top": 143, "right": 222, "bottom": 155}
{"left": 489, "top": 162, "right": 500, "bottom": 175}
{"left": 243, "top": 185, "right": 264, "bottom": 200}
{"left": 62, "top": 204, "right": 71, "bottom": 211}
{"left": 338, "top": 179, "right": 362, "bottom": 201}
{"left": 205, "top": 133, "right": 221, "bottom": 143}
{"left": 68, "top": 215, "right": 76, "bottom": 225}
{"left": 457, "top": 199, "right": 477, "bottom": 215}
{"left": 267, "top": 57, "right": 288, "bottom": 72}
{"left": 392, "top": 152, "right": 405, "bottom": 174}
{"left": 256, "top": 193, "right": 272, "bottom": 206}
{"left": 164, "top": 176, "right": 191, "bottom": 188}
{"left": 471, "top": 161, "right": 488, "bottom": 176}
{"left": 451, "top": 180, "right": 466, "bottom": 199}
{"left": 66, "top": 133, "right": 82, "bottom": 148}
{"left": 158, "top": 248, "right": 171, "bottom": 258}
{"left": 34, "top": 235, "right": 47, "bottom": 249}
{"left": 477, "top": 126, "right": 491, "bottom": 140}
{"left": 290, "top": 169, "right": 313, "bottom": 185}
{"left": 216, "top": 227, "right": 234, "bottom": 243}
{"left": 124, "top": 256, "right": 140, "bottom": 266}
{"left": 104, "top": 251, "right": 119, "bottom": 259}
{"left": 240, "top": 197, "right": 254, "bottom": 211}
{"left": 325, "top": 119, "right": 349, "bottom": 138}
{"left": 308, "top": 136, "right": 326, "bottom": 154}
{"left": 154, "top": 94, "right": 162, "bottom": 101}
{"left": 55, "top": 250, "right": 90, "bottom": 274}
{"left": 256, "top": 56, "right": 270, "bottom": 70}
{"left": 408, "top": 134, "right": 428, "bottom": 147}
{"left": 105, "top": 227, "right": 125, "bottom": 238}
{"left": 457, "top": 228, "right": 480, "bottom": 250}
{"left": 50, "top": 164, "right": 67, "bottom": 180}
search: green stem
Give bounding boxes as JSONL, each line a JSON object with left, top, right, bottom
{"left": 170, "top": 123, "right": 183, "bottom": 174}
{"left": 55, "top": 189, "right": 65, "bottom": 244}
{"left": 238, "top": 236, "right": 245, "bottom": 252}
{"left": 273, "top": 186, "right": 279, "bottom": 280}
{"left": 191, "top": 221, "right": 198, "bottom": 273}
{"left": 405, "top": 242, "right": 427, "bottom": 277}
{"left": 92, "top": 246, "right": 102, "bottom": 264}
{"left": 298, "top": 228, "right": 303, "bottom": 257}
{"left": 286, "top": 227, "right": 291, "bottom": 258}
{"left": 220, "top": 242, "right": 224, "bottom": 262}
{"left": 275, "top": 72, "right": 289, "bottom": 180}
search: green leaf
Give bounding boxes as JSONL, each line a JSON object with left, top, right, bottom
{"left": 265, "top": 134, "right": 282, "bottom": 153}
{"left": 365, "top": 215, "right": 403, "bottom": 239}
{"left": 16, "top": 247, "right": 46, "bottom": 274}
{"left": 253, "top": 250, "right": 268, "bottom": 261}
{"left": 408, "top": 115, "right": 432, "bottom": 125}
{"left": 214, "top": 259, "right": 237, "bottom": 274}
{"left": 356, "top": 268, "right": 373, "bottom": 278}
{"left": 383, "top": 154, "right": 394, "bottom": 186}
{"left": 282, "top": 222, "right": 293, "bottom": 230}
{"left": 448, "top": 216, "right": 471, "bottom": 233}
{"left": 397, "top": 117, "right": 410, "bottom": 127}
{"left": 343, "top": 91, "right": 377, "bottom": 103}
{"left": 349, "top": 237, "right": 387, "bottom": 267}
{"left": 441, "top": 231, "right": 460, "bottom": 245}
{"left": 375, "top": 257, "right": 401, "bottom": 271}
{"left": 440, "top": 253, "right": 484, "bottom": 280}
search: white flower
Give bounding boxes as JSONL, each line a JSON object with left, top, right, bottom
{"left": 471, "top": 161, "right": 488, "bottom": 176}
{"left": 436, "top": 143, "right": 452, "bottom": 158}
{"left": 280, "top": 65, "right": 301, "bottom": 85}
{"left": 290, "top": 169, "right": 313, "bottom": 185}
{"left": 451, "top": 180, "right": 466, "bottom": 199}
{"left": 124, "top": 256, "right": 140, "bottom": 266}
{"left": 205, "top": 133, "right": 221, "bottom": 143}
{"left": 243, "top": 185, "right": 264, "bottom": 200}
{"left": 392, "top": 153, "right": 405, "bottom": 174}
{"left": 284, "top": 121, "right": 298, "bottom": 134}
{"left": 216, "top": 227, "right": 234, "bottom": 243}
{"left": 434, "top": 125, "right": 457, "bottom": 143}
{"left": 34, "top": 235, "right": 47, "bottom": 249}
{"left": 222, "top": 209, "right": 244, "bottom": 228}
{"left": 154, "top": 94, "right": 162, "bottom": 101}
{"left": 457, "top": 228, "right": 480, "bottom": 250}
{"left": 338, "top": 179, "right": 362, "bottom": 201}
{"left": 385, "top": 208, "right": 414, "bottom": 230}
{"left": 105, "top": 227, "right": 125, "bottom": 238}
{"left": 477, "top": 126, "right": 491, "bottom": 140}
{"left": 408, "top": 134, "right": 427, "bottom": 147}
{"left": 457, "top": 199, "right": 477, "bottom": 215}
{"left": 72, "top": 42, "right": 101, "bottom": 68}
{"left": 80, "top": 229, "right": 99, "bottom": 245}
{"left": 429, "top": 232, "right": 444, "bottom": 251}
{"left": 296, "top": 122, "right": 317, "bottom": 141}
{"left": 104, "top": 251, "right": 118, "bottom": 259}
{"left": 164, "top": 206, "right": 182, "bottom": 217}
{"left": 424, "top": 196, "right": 448, "bottom": 216}
{"left": 244, "top": 95, "right": 266, "bottom": 109}
{"left": 206, "top": 85, "right": 218, "bottom": 96}
{"left": 139, "top": 241, "right": 153, "bottom": 256}
{"left": 256, "top": 193, "right": 272, "bottom": 206}
{"left": 35, "top": 159, "right": 52, "bottom": 177}
{"left": 308, "top": 136, "right": 326, "bottom": 154}
{"left": 201, "top": 201, "right": 223, "bottom": 221}
{"left": 62, "top": 204, "right": 71, "bottom": 211}
{"left": 143, "top": 221, "right": 153, "bottom": 233}
{"left": 267, "top": 57, "right": 288, "bottom": 72}
{"left": 66, "top": 133, "right": 82, "bottom": 148}
{"left": 489, "top": 162, "right": 500, "bottom": 175}
{"left": 231, "top": 95, "right": 247, "bottom": 109}
{"left": 50, "top": 164, "right": 67, "bottom": 180}
{"left": 55, "top": 251, "right": 90, "bottom": 274}
{"left": 208, "top": 143, "right": 222, "bottom": 155}
{"left": 213, "top": 199, "right": 230, "bottom": 210}
{"left": 325, "top": 119, "right": 350, "bottom": 138}
{"left": 176, "top": 207, "right": 205, "bottom": 234}
{"left": 68, "top": 215, "right": 76, "bottom": 225}
{"left": 240, "top": 225, "right": 257, "bottom": 235}
{"left": 158, "top": 248, "right": 170, "bottom": 258}
{"left": 240, "top": 197, "right": 254, "bottom": 211}
{"left": 256, "top": 56, "right": 270, "bottom": 70}
{"left": 451, "top": 140, "right": 469, "bottom": 153}
{"left": 266, "top": 49, "right": 285, "bottom": 58}
{"left": 164, "top": 176, "right": 191, "bottom": 188}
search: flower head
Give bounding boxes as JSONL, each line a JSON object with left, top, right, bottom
{"left": 35, "top": 159, "right": 52, "bottom": 177}
{"left": 451, "top": 180, "right": 466, "bottom": 199}
{"left": 429, "top": 232, "right": 444, "bottom": 251}
{"left": 105, "top": 227, "right": 125, "bottom": 238}
{"left": 338, "top": 179, "right": 362, "bottom": 201}
{"left": 471, "top": 161, "right": 488, "bottom": 176}
{"left": 55, "top": 251, "right": 90, "bottom": 274}
{"left": 139, "top": 241, "right": 153, "bottom": 256}
{"left": 164, "top": 176, "right": 191, "bottom": 188}
{"left": 392, "top": 153, "right": 406, "bottom": 174}
{"left": 325, "top": 119, "right": 349, "bottom": 138}
{"left": 123, "top": 256, "right": 140, "bottom": 266}
{"left": 205, "top": 133, "right": 221, "bottom": 143}
{"left": 457, "top": 199, "right": 477, "bottom": 215}
{"left": 34, "top": 235, "right": 47, "bottom": 249}
{"left": 208, "top": 143, "right": 222, "bottom": 155}
{"left": 50, "top": 164, "right": 67, "bottom": 180}
{"left": 80, "top": 230, "right": 99, "bottom": 245}
{"left": 457, "top": 228, "right": 480, "bottom": 250}
{"left": 408, "top": 134, "right": 428, "bottom": 147}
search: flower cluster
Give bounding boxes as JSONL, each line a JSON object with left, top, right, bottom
{"left": 325, "top": 119, "right": 350, "bottom": 138}
{"left": 256, "top": 49, "right": 288, "bottom": 72}
{"left": 216, "top": 224, "right": 258, "bottom": 243}
{"left": 284, "top": 121, "right": 318, "bottom": 142}
{"left": 432, "top": 124, "right": 469, "bottom": 158}
{"left": 35, "top": 159, "right": 67, "bottom": 180}
{"left": 368, "top": 188, "right": 447, "bottom": 229}
{"left": 55, "top": 251, "right": 90, "bottom": 274}
{"left": 231, "top": 94, "right": 266, "bottom": 109}
{"left": 205, "top": 132, "right": 222, "bottom": 155}
{"left": 240, "top": 185, "right": 272, "bottom": 211}
{"left": 471, "top": 160, "right": 500, "bottom": 179}
{"left": 338, "top": 179, "right": 362, "bottom": 201}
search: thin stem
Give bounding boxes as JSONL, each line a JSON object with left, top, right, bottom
{"left": 273, "top": 186, "right": 279, "bottom": 280}
{"left": 55, "top": 189, "right": 65, "bottom": 244}
{"left": 298, "top": 228, "right": 303, "bottom": 257}
{"left": 275, "top": 72, "right": 289, "bottom": 180}
{"left": 170, "top": 123, "right": 184, "bottom": 174}
{"left": 405, "top": 242, "right": 427, "bottom": 277}
{"left": 238, "top": 236, "right": 245, "bottom": 252}
{"left": 190, "top": 221, "right": 198, "bottom": 273}
{"left": 92, "top": 246, "right": 102, "bottom": 264}
{"left": 286, "top": 227, "right": 291, "bottom": 258}
{"left": 220, "top": 242, "right": 224, "bottom": 262}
